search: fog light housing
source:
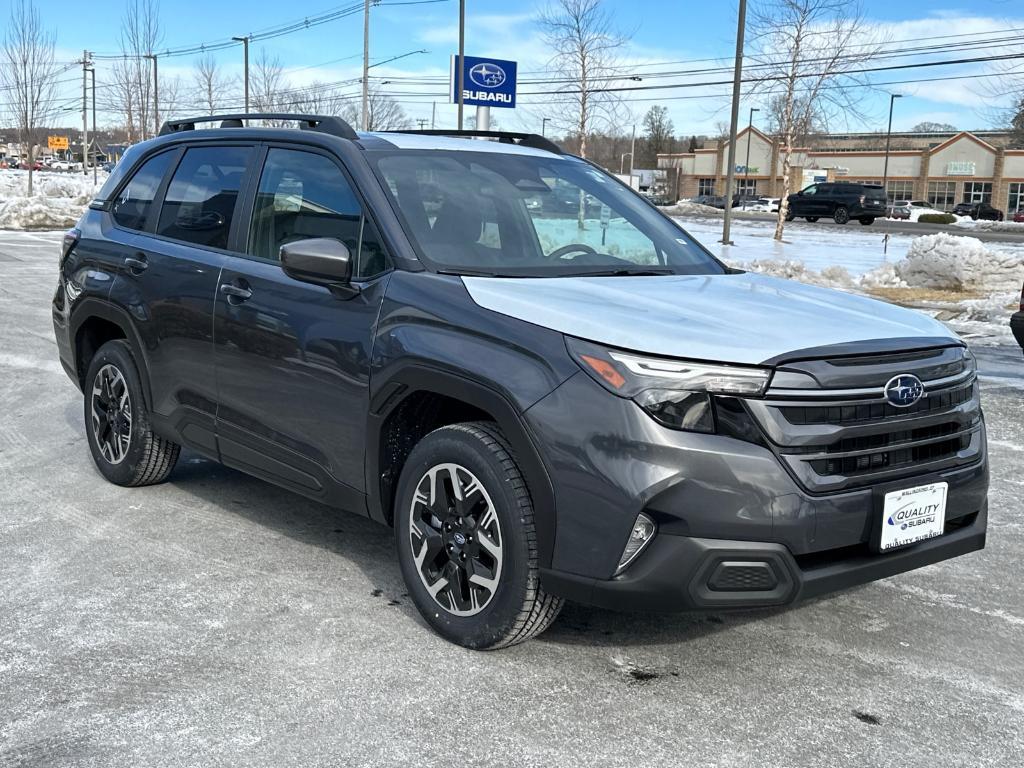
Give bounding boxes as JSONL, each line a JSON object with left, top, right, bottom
{"left": 615, "top": 513, "right": 657, "bottom": 575}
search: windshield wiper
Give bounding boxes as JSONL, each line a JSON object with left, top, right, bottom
{"left": 557, "top": 268, "right": 675, "bottom": 277}
{"left": 438, "top": 268, "right": 525, "bottom": 278}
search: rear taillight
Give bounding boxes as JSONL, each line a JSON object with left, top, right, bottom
{"left": 61, "top": 228, "right": 80, "bottom": 266}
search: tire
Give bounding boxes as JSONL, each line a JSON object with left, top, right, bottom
{"left": 833, "top": 206, "right": 850, "bottom": 225}
{"left": 785, "top": 211, "right": 795, "bottom": 222}
{"left": 805, "top": 216, "right": 819, "bottom": 223}
{"left": 84, "top": 340, "right": 180, "bottom": 487}
{"left": 394, "top": 422, "right": 563, "bottom": 650}
{"left": 859, "top": 217, "right": 874, "bottom": 226}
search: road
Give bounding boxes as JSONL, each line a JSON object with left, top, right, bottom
{"left": 1, "top": 231, "right": 1022, "bottom": 768}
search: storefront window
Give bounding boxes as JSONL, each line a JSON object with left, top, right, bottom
{"left": 885, "top": 180, "right": 914, "bottom": 203}
{"left": 963, "top": 182, "right": 992, "bottom": 204}
{"left": 1008, "top": 182, "right": 1024, "bottom": 214}
{"left": 927, "top": 181, "right": 957, "bottom": 211}
{"left": 734, "top": 179, "right": 757, "bottom": 196}
{"left": 698, "top": 178, "right": 716, "bottom": 196}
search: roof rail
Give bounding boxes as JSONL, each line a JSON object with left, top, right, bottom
{"left": 383, "top": 129, "right": 564, "bottom": 155}
{"left": 158, "top": 113, "right": 359, "bottom": 140}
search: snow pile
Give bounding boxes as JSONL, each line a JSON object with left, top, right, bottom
{"left": 893, "top": 233, "right": 1024, "bottom": 291}
{"left": 732, "top": 258, "right": 853, "bottom": 288}
{"left": 954, "top": 219, "right": 1024, "bottom": 233}
{"left": 662, "top": 200, "right": 722, "bottom": 217}
{"left": 0, "top": 169, "right": 104, "bottom": 230}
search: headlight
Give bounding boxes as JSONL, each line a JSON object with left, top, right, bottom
{"left": 567, "top": 337, "right": 772, "bottom": 433}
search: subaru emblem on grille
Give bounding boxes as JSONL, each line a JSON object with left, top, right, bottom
{"left": 884, "top": 374, "right": 925, "bottom": 408}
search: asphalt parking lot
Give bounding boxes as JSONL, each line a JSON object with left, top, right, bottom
{"left": 1, "top": 230, "right": 1022, "bottom": 767}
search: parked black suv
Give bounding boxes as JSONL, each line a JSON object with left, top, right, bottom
{"left": 785, "top": 182, "right": 886, "bottom": 225}
{"left": 952, "top": 201, "right": 1004, "bottom": 221}
{"left": 53, "top": 114, "right": 988, "bottom": 649}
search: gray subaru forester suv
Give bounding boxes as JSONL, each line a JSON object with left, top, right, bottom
{"left": 53, "top": 114, "right": 988, "bottom": 649}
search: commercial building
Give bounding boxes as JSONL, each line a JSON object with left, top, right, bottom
{"left": 657, "top": 128, "right": 1024, "bottom": 214}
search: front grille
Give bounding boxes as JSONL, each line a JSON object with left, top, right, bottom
{"left": 745, "top": 346, "right": 983, "bottom": 493}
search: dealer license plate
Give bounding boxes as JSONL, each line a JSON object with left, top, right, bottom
{"left": 879, "top": 482, "right": 948, "bottom": 552}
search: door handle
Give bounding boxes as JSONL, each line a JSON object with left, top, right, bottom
{"left": 220, "top": 282, "right": 253, "bottom": 303}
{"left": 124, "top": 254, "right": 148, "bottom": 273}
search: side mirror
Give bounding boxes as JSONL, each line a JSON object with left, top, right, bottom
{"left": 280, "top": 238, "right": 356, "bottom": 296}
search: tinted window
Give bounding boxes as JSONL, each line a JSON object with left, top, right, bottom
{"left": 156, "top": 146, "right": 252, "bottom": 249}
{"left": 248, "top": 148, "right": 388, "bottom": 277}
{"left": 111, "top": 151, "right": 174, "bottom": 230}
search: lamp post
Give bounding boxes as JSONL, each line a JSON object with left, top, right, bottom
{"left": 742, "top": 107, "right": 759, "bottom": 209}
{"left": 232, "top": 36, "right": 250, "bottom": 113}
{"left": 541, "top": 117, "right": 549, "bottom": 137}
{"left": 721, "top": 0, "right": 747, "bottom": 245}
{"left": 882, "top": 93, "right": 902, "bottom": 211}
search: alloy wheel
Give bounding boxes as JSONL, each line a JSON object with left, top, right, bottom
{"left": 408, "top": 463, "right": 503, "bottom": 616}
{"left": 90, "top": 364, "right": 132, "bottom": 465}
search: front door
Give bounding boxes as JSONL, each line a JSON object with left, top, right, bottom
{"left": 212, "top": 145, "right": 392, "bottom": 511}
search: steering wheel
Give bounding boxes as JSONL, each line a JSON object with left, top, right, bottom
{"left": 547, "top": 243, "right": 598, "bottom": 260}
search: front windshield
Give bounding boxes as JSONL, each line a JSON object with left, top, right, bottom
{"left": 369, "top": 149, "right": 726, "bottom": 277}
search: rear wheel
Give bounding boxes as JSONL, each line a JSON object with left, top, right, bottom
{"left": 859, "top": 217, "right": 874, "bottom": 226}
{"left": 785, "top": 210, "right": 795, "bottom": 222}
{"left": 84, "top": 340, "right": 180, "bottom": 486}
{"left": 805, "top": 216, "right": 819, "bottom": 223}
{"left": 833, "top": 206, "right": 850, "bottom": 225}
{"left": 395, "top": 422, "right": 563, "bottom": 649}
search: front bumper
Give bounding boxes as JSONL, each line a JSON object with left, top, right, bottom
{"left": 541, "top": 504, "right": 986, "bottom": 611}
{"left": 1011, "top": 312, "right": 1024, "bottom": 351}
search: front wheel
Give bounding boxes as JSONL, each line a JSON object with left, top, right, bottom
{"left": 84, "top": 340, "right": 180, "bottom": 486}
{"left": 395, "top": 422, "right": 563, "bottom": 649}
{"left": 859, "top": 217, "right": 875, "bottom": 226}
{"left": 833, "top": 206, "right": 850, "bottom": 224}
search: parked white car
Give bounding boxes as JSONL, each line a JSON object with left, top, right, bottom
{"left": 906, "top": 200, "right": 947, "bottom": 221}
{"left": 48, "top": 159, "right": 81, "bottom": 172}
{"left": 739, "top": 197, "right": 780, "bottom": 213}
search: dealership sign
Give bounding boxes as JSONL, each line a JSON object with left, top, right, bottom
{"left": 47, "top": 135, "right": 69, "bottom": 151}
{"left": 450, "top": 55, "right": 517, "bottom": 108}
{"left": 946, "top": 161, "right": 976, "bottom": 176}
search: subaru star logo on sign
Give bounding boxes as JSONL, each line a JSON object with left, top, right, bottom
{"left": 451, "top": 55, "right": 518, "bottom": 108}
{"left": 884, "top": 374, "right": 925, "bottom": 408}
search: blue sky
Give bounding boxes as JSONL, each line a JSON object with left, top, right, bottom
{"left": 40, "top": 0, "right": 1024, "bottom": 135}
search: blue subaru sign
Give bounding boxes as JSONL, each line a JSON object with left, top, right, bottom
{"left": 451, "top": 55, "right": 517, "bottom": 108}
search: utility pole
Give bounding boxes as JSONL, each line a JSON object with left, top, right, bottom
{"left": 232, "top": 36, "right": 250, "bottom": 113}
{"left": 742, "top": 106, "right": 759, "bottom": 209}
{"left": 882, "top": 93, "right": 902, "bottom": 209}
{"left": 629, "top": 124, "right": 636, "bottom": 187}
{"left": 89, "top": 62, "right": 97, "bottom": 184}
{"left": 361, "top": 0, "right": 371, "bottom": 130}
{"left": 417, "top": 118, "right": 428, "bottom": 129}
{"left": 82, "top": 51, "right": 89, "bottom": 176}
{"left": 721, "top": 0, "right": 747, "bottom": 245}
{"left": 457, "top": 0, "right": 465, "bottom": 129}
{"left": 144, "top": 54, "right": 159, "bottom": 136}
{"left": 541, "top": 117, "right": 549, "bottom": 136}
{"left": 431, "top": 101, "right": 436, "bottom": 129}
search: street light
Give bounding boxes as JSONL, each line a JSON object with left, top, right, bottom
{"left": 541, "top": 117, "right": 550, "bottom": 137}
{"left": 882, "top": 93, "right": 903, "bottom": 210}
{"left": 742, "top": 107, "right": 760, "bottom": 209}
{"left": 232, "top": 36, "right": 250, "bottom": 114}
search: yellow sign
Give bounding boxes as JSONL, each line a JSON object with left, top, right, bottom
{"left": 47, "top": 135, "right": 69, "bottom": 151}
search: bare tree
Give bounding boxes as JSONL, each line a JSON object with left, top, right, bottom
{"left": 1, "top": 0, "right": 61, "bottom": 195}
{"left": 748, "top": 0, "right": 882, "bottom": 240}
{"left": 1012, "top": 97, "right": 1024, "bottom": 148}
{"left": 538, "top": 0, "right": 626, "bottom": 161}
{"left": 764, "top": 93, "right": 822, "bottom": 144}
{"left": 193, "top": 54, "right": 230, "bottom": 115}
{"left": 642, "top": 105, "right": 675, "bottom": 155}
{"left": 343, "top": 87, "right": 410, "bottom": 130}
{"left": 119, "top": 0, "right": 162, "bottom": 140}
{"left": 107, "top": 58, "right": 139, "bottom": 142}
{"left": 252, "top": 48, "right": 288, "bottom": 124}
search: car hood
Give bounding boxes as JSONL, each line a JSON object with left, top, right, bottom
{"left": 461, "top": 272, "right": 958, "bottom": 365}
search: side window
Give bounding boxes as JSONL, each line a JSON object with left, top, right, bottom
{"left": 156, "top": 146, "right": 252, "bottom": 250}
{"left": 803, "top": 185, "right": 817, "bottom": 196}
{"left": 247, "top": 148, "right": 390, "bottom": 278}
{"left": 111, "top": 151, "right": 174, "bottom": 231}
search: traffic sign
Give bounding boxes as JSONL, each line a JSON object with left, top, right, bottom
{"left": 48, "top": 135, "right": 69, "bottom": 151}
{"left": 450, "top": 55, "right": 517, "bottom": 109}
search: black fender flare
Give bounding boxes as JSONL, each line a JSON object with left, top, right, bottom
{"left": 366, "top": 364, "right": 557, "bottom": 570}
{"left": 69, "top": 298, "right": 153, "bottom": 409}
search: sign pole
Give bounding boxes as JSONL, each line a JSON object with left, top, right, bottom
{"left": 457, "top": 0, "right": 465, "bottom": 129}
{"left": 82, "top": 50, "right": 88, "bottom": 176}
{"left": 475, "top": 106, "right": 489, "bottom": 131}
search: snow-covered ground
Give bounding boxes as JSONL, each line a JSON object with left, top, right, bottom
{"left": 0, "top": 170, "right": 107, "bottom": 230}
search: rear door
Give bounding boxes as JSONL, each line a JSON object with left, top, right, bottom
{"left": 211, "top": 144, "right": 392, "bottom": 509}
{"left": 107, "top": 143, "right": 255, "bottom": 454}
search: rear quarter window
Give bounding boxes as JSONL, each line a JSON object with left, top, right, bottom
{"left": 110, "top": 151, "right": 175, "bottom": 231}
